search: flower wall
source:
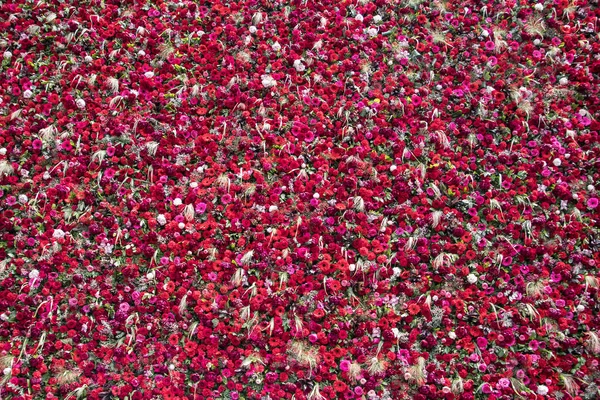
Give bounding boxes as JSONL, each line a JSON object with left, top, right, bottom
{"left": 0, "top": 0, "right": 599, "bottom": 399}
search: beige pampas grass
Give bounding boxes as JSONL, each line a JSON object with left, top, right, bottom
{"left": 56, "top": 369, "right": 82, "bottom": 386}
{"left": 366, "top": 355, "right": 388, "bottom": 375}
{"left": 526, "top": 280, "right": 545, "bottom": 298}
{"left": 145, "top": 141, "right": 159, "bottom": 157}
{"left": 348, "top": 362, "right": 363, "bottom": 382}
{"left": 307, "top": 383, "right": 326, "bottom": 400}
{"left": 584, "top": 331, "right": 600, "bottom": 354}
{"left": 241, "top": 353, "right": 265, "bottom": 368}
{"left": 407, "top": 357, "right": 427, "bottom": 385}
{"left": 231, "top": 268, "right": 244, "bottom": 287}
{"left": 178, "top": 294, "right": 188, "bottom": 315}
{"left": 240, "top": 250, "right": 254, "bottom": 266}
{"left": 288, "top": 341, "right": 320, "bottom": 372}
{"left": 353, "top": 196, "right": 365, "bottom": 212}
{"left": 10, "top": 109, "right": 22, "bottom": 120}
{"left": 560, "top": 374, "right": 580, "bottom": 395}
{"left": 431, "top": 210, "right": 443, "bottom": 228}
{"left": 0, "top": 161, "right": 14, "bottom": 177}
{"left": 106, "top": 77, "right": 119, "bottom": 94}
{"left": 158, "top": 43, "right": 175, "bottom": 60}
{"left": 432, "top": 130, "right": 451, "bottom": 149}
{"left": 524, "top": 16, "right": 546, "bottom": 38}
{"left": 183, "top": 204, "right": 195, "bottom": 221}
{"left": 452, "top": 376, "right": 464, "bottom": 394}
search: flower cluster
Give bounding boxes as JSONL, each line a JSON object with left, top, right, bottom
{"left": 0, "top": 0, "right": 599, "bottom": 399}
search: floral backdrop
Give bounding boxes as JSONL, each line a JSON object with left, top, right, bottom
{"left": 0, "top": 0, "right": 599, "bottom": 399}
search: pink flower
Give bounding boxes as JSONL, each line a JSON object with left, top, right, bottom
{"left": 476, "top": 337, "right": 488, "bottom": 349}
{"left": 340, "top": 360, "right": 351, "bottom": 371}
{"left": 196, "top": 202, "right": 207, "bottom": 213}
{"left": 587, "top": 197, "right": 598, "bottom": 208}
{"left": 221, "top": 194, "right": 232, "bottom": 204}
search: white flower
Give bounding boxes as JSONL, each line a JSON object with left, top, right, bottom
{"left": 18, "top": 194, "right": 28, "bottom": 204}
{"left": 3, "top": 367, "right": 11, "bottom": 376}
{"left": 313, "top": 193, "right": 320, "bottom": 199}
{"left": 534, "top": 39, "right": 541, "bottom": 46}
{"left": 178, "top": 222, "right": 185, "bottom": 229}
{"left": 261, "top": 74, "right": 277, "bottom": 88}
{"left": 3, "top": 51, "right": 12, "bottom": 59}
{"left": 272, "top": 41, "right": 281, "bottom": 52}
{"left": 467, "top": 274, "right": 478, "bottom": 284}
{"left": 355, "top": 13, "right": 364, "bottom": 22}
{"left": 173, "top": 198, "right": 182, "bottom": 206}
{"left": 53, "top": 229, "right": 65, "bottom": 239}
{"left": 269, "top": 205, "right": 278, "bottom": 212}
{"left": 137, "top": 50, "right": 146, "bottom": 57}
{"left": 157, "top": 214, "right": 167, "bottom": 226}
{"left": 373, "top": 15, "right": 382, "bottom": 23}
{"left": 559, "top": 77, "right": 568, "bottom": 85}
{"left": 190, "top": 182, "right": 198, "bottom": 188}
{"left": 146, "top": 270, "right": 156, "bottom": 280}
{"left": 293, "top": 59, "right": 305, "bottom": 72}
{"left": 587, "top": 185, "right": 595, "bottom": 191}
{"left": 29, "top": 269, "right": 39, "bottom": 279}
{"left": 249, "top": 26, "right": 257, "bottom": 34}
{"left": 75, "top": 98, "right": 86, "bottom": 109}
{"left": 43, "top": 171, "right": 51, "bottom": 180}
{"left": 390, "top": 165, "right": 397, "bottom": 172}
{"left": 144, "top": 71, "right": 154, "bottom": 78}
{"left": 84, "top": 55, "right": 93, "bottom": 63}
{"left": 23, "top": 89, "right": 33, "bottom": 99}
{"left": 576, "top": 305, "right": 585, "bottom": 312}
{"left": 367, "top": 27, "right": 378, "bottom": 37}
{"left": 0, "top": 314, "right": 8, "bottom": 322}
{"left": 537, "top": 385, "right": 549, "bottom": 396}
{"left": 482, "top": 30, "right": 489, "bottom": 37}
{"left": 553, "top": 158, "right": 561, "bottom": 167}
{"left": 448, "top": 331, "right": 457, "bottom": 339}
{"left": 534, "top": 3, "right": 544, "bottom": 11}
